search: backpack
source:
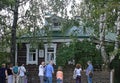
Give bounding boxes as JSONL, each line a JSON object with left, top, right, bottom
{"left": 13, "top": 66, "right": 18, "bottom": 74}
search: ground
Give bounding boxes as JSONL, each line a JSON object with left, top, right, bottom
{"left": 26, "top": 65, "right": 110, "bottom": 83}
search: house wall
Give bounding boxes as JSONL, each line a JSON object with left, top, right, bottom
{"left": 17, "top": 43, "right": 26, "bottom": 65}
{"left": 17, "top": 42, "right": 63, "bottom": 65}
{"left": 17, "top": 42, "right": 61, "bottom": 64}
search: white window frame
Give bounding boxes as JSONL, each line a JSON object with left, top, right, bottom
{"left": 44, "top": 43, "right": 57, "bottom": 64}
{"left": 26, "top": 44, "right": 38, "bottom": 65}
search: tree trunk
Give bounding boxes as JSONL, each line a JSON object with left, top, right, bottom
{"left": 99, "top": 14, "right": 108, "bottom": 64}
{"left": 110, "top": 12, "right": 120, "bottom": 62}
{"left": 110, "top": 12, "right": 120, "bottom": 83}
{"left": 11, "top": 0, "right": 19, "bottom": 65}
{"left": 110, "top": 69, "right": 114, "bottom": 83}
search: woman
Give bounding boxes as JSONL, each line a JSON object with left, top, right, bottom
{"left": 38, "top": 61, "right": 45, "bottom": 83}
{"left": 19, "top": 64, "right": 26, "bottom": 83}
{"left": 56, "top": 66, "right": 63, "bottom": 83}
{"left": 73, "top": 64, "right": 82, "bottom": 83}
{"left": 6, "top": 63, "right": 13, "bottom": 83}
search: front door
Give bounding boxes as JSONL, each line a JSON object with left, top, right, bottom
{"left": 44, "top": 44, "right": 57, "bottom": 64}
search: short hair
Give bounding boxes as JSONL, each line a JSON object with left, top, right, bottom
{"left": 87, "top": 61, "right": 92, "bottom": 64}
{"left": 2, "top": 63, "right": 6, "bottom": 67}
{"left": 76, "top": 64, "right": 81, "bottom": 69}
{"left": 49, "top": 60, "right": 54, "bottom": 65}
{"left": 58, "top": 66, "right": 62, "bottom": 71}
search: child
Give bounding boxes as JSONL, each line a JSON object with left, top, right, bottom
{"left": 56, "top": 66, "right": 63, "bottom": 83}
{"left": 74, "top": 64, "right": 82, "bottom": 83}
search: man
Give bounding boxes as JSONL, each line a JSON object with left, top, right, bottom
{"left": 44, "top": 61, "right": 54, "bottom": 83}
{"left": 86, "top": 61, "right": 93, "bottom": 83}
{"left": 0, "top": 63, "right": 7, "bottom": 83}
{"left": 19, "top": 64, "right": 26, "bottom": 83}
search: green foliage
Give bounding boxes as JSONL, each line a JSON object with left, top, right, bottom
{"left": 82, "top": 0, "right": 119, "bottom": 33}
{"left": 105, "top": 43, "right": 114, "bottom": 56}
{"left": 81, "top": 0, "right": 120, "bottom": 65}
{"left": 61, "top": 19, "right": 80, "bottom": 34}
{"left": 0, "top": 0, "right": 15, "bottom": 9}
{"left": 74, "top": 40, "right": 102, "bottom": 68}
{"left": 56, "top": 43, "right": 75, "bottom": 66}
{"left": 0, "top": 52, "right": 10, "bottom": 66}
{"left": 56, "top": 40, "right": 102, "bottom": 68}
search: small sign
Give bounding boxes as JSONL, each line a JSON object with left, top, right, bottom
{"left": 39, "top": 50, "right": 44, "bottom": 58}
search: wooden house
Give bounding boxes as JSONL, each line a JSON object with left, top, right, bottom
{"left": 16, "top": 14, "right": 94, "bottom": 66}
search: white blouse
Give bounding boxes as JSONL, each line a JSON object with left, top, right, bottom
{"left": 74, "top": 68, "right": 82, "bottom": 76}
{"left": 38, "top": 65, "right": 44, "bottom": 76}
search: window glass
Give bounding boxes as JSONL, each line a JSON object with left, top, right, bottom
{"left": 54, "top": 23, "right": 59, "bottom": 26}
{"left": 48, "top": 48, "right": 54, "bottom": 52}
{"left": 29, "top": 48, "right": 36, "bottom": 61}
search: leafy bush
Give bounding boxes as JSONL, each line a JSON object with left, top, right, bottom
{"left": 56, "top": 40, "right": 103, "bottom": 68}
{"left": 0, "top": 52, "right": 10, "bottom": 67}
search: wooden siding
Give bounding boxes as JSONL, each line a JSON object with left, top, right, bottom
{"left": 17, "top": 43, "right": 27, "bottom": 66}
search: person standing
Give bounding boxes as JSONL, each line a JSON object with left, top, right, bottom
{"left": 73, "top": 64, "right": 82, "bottom": 83}
{"left": 86, "top": 61, "right": 94, "bottom": 83}
{"left": 38, "top": 61, "right": 45, "bottom": 83}
{"left": 6, "top": 63, "right": 13, "bottom": 83}
{"left": 0, "top": 63, "right": 7, "bottom": 83}
{"left": 19, "top": 64, "right": 26, "bottom": 83}
{"left": 44, "top": 61, "right": 54, "bottom": 83}
{"left": 56, "top": 66, "right": 63, "bottom": 83}
{"left": 13, "top": 63, "right": 19, "bottom": 83}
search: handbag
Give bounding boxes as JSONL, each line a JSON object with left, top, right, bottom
{"left": 73, "top": 68, "right": 77, "bottom": 79}
{"left": 73, "top": 74, "right": 76, "bottom": 79}
{"left": 89, "top": 71, "right": 93, "bottom": 78}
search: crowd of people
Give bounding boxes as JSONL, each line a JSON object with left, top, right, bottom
{"left": 0, "top": 63, "right": 26, "bottom": 83}
{"left": 0, "top": 60, "right": 93, "bottom": 83}
{"left": 38, "top": 60, "right": 93, "bottom": 83}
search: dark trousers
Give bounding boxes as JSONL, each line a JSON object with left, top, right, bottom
{"left": 76, "top": 75, "right": 81, "bottom": 83}
{"left": 0, "top": 76, "right": 6, "bottom": 83}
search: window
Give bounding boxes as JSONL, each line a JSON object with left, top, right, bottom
{"left": 54, "top": 22, "right": 59, "bottom": 26}
{"left": 44, "top": 44, "right": 57, "bottom": 64}
{"left": 26, "top": 44, "right": 38, "bottom": 65}
{"left": 51, "top": 17, "right": 61, "bottom": 31}
{"left": 29, "top": 48, "right": 36, "bottom": 61}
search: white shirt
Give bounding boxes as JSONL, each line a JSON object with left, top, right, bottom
{"left": 38, "top": 65, "right": 44, "bottom": 76}
{"left": 74, "top": 68, "right": 82, "bottom": 76}
{"left": 19, "top": 66, "right": 26, "bottom": 77}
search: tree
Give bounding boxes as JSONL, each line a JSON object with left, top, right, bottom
{"left": 78, "top": 1, "right": 120, "bottom": 82}
{"left": 78, "top": 0, "right": 120, "bottom": 64}
{"left": 0, "top": 0, "right": 29, "bottom": 64}
{"left": 10, "top": 0, "right": 19, "bottom": 64}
